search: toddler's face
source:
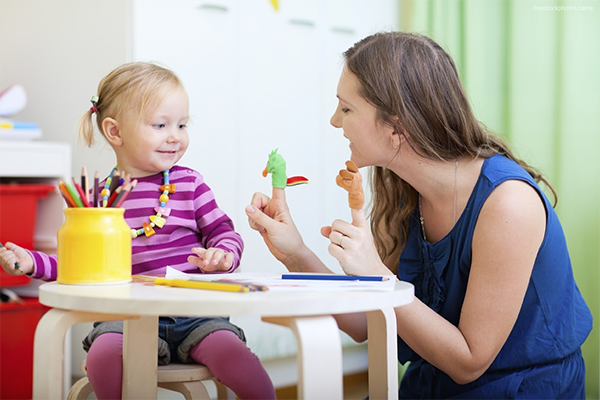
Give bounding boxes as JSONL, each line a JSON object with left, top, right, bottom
{"left": 120, "top": 87, "right": 190, "bottom": 177}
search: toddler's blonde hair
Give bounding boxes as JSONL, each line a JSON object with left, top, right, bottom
{"left": 78, "top": 62, "right": 183, "bottom": 147}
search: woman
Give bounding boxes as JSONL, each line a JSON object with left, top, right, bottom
{"left": 245, "top": 32, "right": 592, "bottom": 398}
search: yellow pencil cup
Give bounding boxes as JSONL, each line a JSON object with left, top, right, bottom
{"left": 57, "top": 208, "right": 131, "bottom": 285}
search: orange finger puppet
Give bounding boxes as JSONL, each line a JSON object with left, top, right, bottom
{"left": 336, "top": 160, "right": 364, "bottom": 209}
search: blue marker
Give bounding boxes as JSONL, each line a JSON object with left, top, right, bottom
{"left": 281, "top": 273, "right": 389, "bottom": 282}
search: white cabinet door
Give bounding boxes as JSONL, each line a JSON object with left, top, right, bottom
{"left": 235, "top": 0, "right": 325, "bottom": 274}
{"left": 133, "top": 0, "right": 239, "bottom": 217}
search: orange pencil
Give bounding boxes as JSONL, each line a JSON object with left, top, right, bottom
{"left": 58, "top": 181, "right": 77, "bottom": 207}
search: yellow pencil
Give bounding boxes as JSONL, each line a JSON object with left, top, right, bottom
{"left": 154, "top": 278, "right": 250, "bottom": 293}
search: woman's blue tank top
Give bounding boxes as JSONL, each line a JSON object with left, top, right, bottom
{"left": 397, "top": 154, "right": 592, "bottom": 398}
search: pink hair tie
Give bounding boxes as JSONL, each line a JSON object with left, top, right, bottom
{"left": 90, "top": 96, "right": 99, "bottom": 114}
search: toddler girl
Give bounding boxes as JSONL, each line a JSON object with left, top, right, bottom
{"left": 0, "top": 62, "right": 276, "bottom": 400}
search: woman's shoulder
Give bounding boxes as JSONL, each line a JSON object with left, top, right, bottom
{"left": 481, "top": 154, "right": 534, "bottom": 185}
{"left": 479, "top": 155, "right": 545, "bottom": 220}
{"left": 484, "top": 179, "right": 544, "bottom": 215}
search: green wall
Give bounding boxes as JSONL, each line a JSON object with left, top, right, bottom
{"left": 401, "top": 0, "right": 600, "bottom": 396}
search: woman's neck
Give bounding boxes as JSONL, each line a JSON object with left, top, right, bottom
{"left": 407, "top": 156, "right": 483, "bottom": 243}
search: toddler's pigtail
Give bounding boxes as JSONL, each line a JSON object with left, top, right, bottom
{"left": 77, "top": 97, "right": 99, "bottom": 148}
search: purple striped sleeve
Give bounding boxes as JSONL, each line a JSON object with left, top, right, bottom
{"left": 27, "top": 250, "right": 58, "bottom": 281}
{"left": 190, "top": 172, "right": 244, "bottom": 270}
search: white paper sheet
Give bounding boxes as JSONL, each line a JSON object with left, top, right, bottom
{"left": 163, "top": 266, "right": 396, "bottom": 292}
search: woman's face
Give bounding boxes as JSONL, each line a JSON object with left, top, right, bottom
{"left": 330, "top": 67, "right": 395, "bottom": 169}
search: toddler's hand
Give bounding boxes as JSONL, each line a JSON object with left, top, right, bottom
{"left": 0, "top": 242, "right": 34, "bottom": 275}
{"left": 187, "top": 247, "right": 234, "bottom": 272}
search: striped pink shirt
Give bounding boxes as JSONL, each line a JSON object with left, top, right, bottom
{"left": 29, "top": 166, "right": 243, "bottom": 280}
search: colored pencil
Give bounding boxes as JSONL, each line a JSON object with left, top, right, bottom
{"left": 106, "top": 186, "right": 122, "bottom": 208}
{"left": 93, "top": 171, "right": 99, "bottom": 207}
{"left": 64, "top": 182, "right": 84, "bottom": 208}
{"left": 109, "top": 170, "right": 120, "bottom": 195}
{"left": 281, "top": 273, "right": 389, "bottom": 282}
{"left": 81, "top": 166, "right": 89, "bottom": 204}
{"left": 72, "top": 178, "right": 91, "bottom": 207}
{"left": 113, "top": 179, "right": 136, "bottom": 208}
{"left": 58, "top": 181, "right": 78, "bottom": 207}
{"left": 154, "top": 278, "right": 250, "bottom": 293}
{"left": 217, "top": 279, "right": 269, "bottom": 292}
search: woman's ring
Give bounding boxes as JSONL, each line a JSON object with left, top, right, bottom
{"left": 339, "top": 235, "right": 345, "bottom": 248}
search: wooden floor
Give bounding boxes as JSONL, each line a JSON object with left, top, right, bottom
{"left": 275, "top": 371, "right": 369, "bottom": 400}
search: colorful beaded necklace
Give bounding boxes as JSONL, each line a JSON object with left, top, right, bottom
{"left": 103, "top": 167, "right": 175, "bottom": 239}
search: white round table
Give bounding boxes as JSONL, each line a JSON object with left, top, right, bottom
{"left": 33, "top": 279, "right": 413, "bottom": 399}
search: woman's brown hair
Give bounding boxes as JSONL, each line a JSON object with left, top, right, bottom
{"left": 343, "top": 32, "right": 556, "bottom": 271}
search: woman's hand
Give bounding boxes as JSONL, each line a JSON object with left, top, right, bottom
{"left": 0, "top": 242, "right": 34, "bottom": 275}
{"left": 336, "top": 160, "right": 365, "bottom": 210}
{"left": 321, "top": 207, "right": 390, "bottom": 276}
{"left": 326, "top": 159, "right": 388, "bottom": 275}
{"left": 245, "top": 187, "right": 306, "bottom": 266}
{"left": 188, "top": 247, "right": 234, "bottom": 272}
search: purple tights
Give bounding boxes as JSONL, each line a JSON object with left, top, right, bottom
{"left": 85, "top": 330, "right": 276, "bottom": 400}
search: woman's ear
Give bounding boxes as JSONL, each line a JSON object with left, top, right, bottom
{"left": 397, "top": 130, "right": 409, "bottom": 144}
{"left": 101, "top": 117, "right": 123, "bottom": 147}
{"left": 391, "top": 117, "right": 407, "bottom": 146}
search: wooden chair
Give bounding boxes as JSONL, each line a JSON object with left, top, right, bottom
{"left": 67, "top": 360, "right": 235, "bottom": 400}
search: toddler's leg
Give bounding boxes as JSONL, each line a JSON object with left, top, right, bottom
{"left": 85, "top": 332, "right": 123, "bottom": 400}
{"left": 189, "top": 330, "right": 276, "bottom": 400}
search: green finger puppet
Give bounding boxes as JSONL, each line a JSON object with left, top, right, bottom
{"left": 262, "top": 149, "right": 308, "bottom": 188}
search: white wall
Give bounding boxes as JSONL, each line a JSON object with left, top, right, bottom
{"left": 0, "top": 0, "right": 130, "bottom": 177}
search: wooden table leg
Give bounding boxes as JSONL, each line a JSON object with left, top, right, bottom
{"left": 33, "top": 309, "right": 135, "bottom": 400}
{"left": 122, "top": 315, "right": 159, "bottom": 399}
{"left": 366, "top": 307, "right": 398, "bottom": 400}
{"left": 263, "top": 316, "right": 343, "bottom": 400}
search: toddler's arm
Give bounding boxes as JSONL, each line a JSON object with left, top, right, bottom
{"left": 0, "top": 242, "right": 33, "bottom": 275}
{"left": 0, "top": 242, "right": 57, "bottom": 280}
